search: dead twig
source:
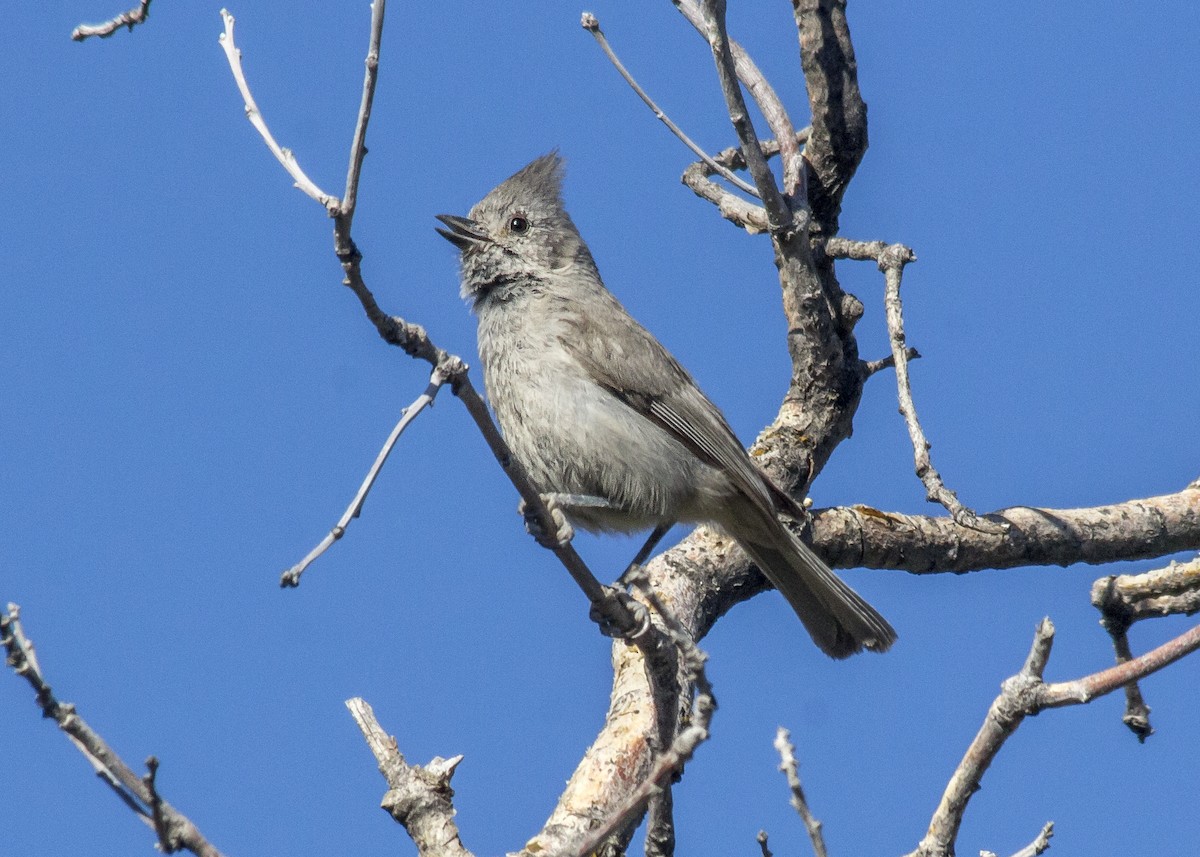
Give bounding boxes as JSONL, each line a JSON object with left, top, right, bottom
{"left": 72, "top": 0, "right": 152, "bottom": 41}
{"left": 772, "top": 728, "right": 828, "bottom": 857}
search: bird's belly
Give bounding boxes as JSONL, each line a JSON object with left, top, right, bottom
{"left": 488, "top": 365, "right": 706, "bottom": 533}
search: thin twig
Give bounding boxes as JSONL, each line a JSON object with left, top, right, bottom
{"left": 581, "top": 12, "right": 758, "bottom": 198}
{"left": 699, "top": 0, "right": 792, "bottom": 236}
{"left": 773, "top": 728, "right": 828, "bottom": 857}
{"left": 907, "top": 618, "right": 1200, "bottom": 857}
{"left": 71, "top": 0, "right": 152, "bottom": 41}
{"left": 2, "top": 605, "right": 227, "bottom": 857}
{"left": 876, "top": 242, "right": 1006, "bottom": 534}
{"left": 280, "top": 365, "right": 449, "bottom": 586}
{"left": 218, "top": 10, "right": 337, "bottom": 210}
{"left": 346, "top": 697, "right": 474, "bottom": 857}
{"left": 341, "top": 0, "right": 386, "bottom": 227}
{"left": 861, "top": 347, "right": 920, "bottom": 379}
{"left": 996, "top": 821, "right": 1054, "bottom": 857}
{"left": 671, "top": 0, "right": 806, "bottom": 199}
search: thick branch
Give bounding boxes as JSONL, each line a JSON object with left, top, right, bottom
{"left": 526, "top": 482, "right": 1200, "bottom": 853}
{"left": 812, "top": 483, "right": 1200, "bottom": 573}
{"left": 792, "top": 0, "right": 868, "bottom": 233}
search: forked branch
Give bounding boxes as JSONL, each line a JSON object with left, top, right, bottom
{"left": 907, "top": 617, "right": 1200, "bottom": 857}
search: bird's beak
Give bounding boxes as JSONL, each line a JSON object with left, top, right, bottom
{"left": 435, "top": 214, "right": 489, "bottom": 251}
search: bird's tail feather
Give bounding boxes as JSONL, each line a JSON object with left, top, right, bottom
{"left": 736, "top": 522, "right": 896, "bottom": 659}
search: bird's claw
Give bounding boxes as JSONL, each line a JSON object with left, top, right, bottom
{"left": 520, "top": 495, "right": 575, "bottom": 549}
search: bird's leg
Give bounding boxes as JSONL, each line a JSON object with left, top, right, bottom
{"left": 618, "top": 522, "right": 672, "bottom": 586}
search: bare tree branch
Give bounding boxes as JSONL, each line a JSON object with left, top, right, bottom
{"left": 861, "top": 347, "right": 920, "bottom": 379}
{"left": 671, "top": 0, "right": 806, "bottom": 199}
{"left": 981, "top": 822, "right": 1054, "bottom": 857}
{"left": 792, "top": 0, "right": 868, "bottom": 234}
{"left": 681, "top": 132, "right": 811, "bottom": 234}
{"left": 347, "top": 698, "right": 474, "bottom": 857}
{"left": 876, "top": 242, "right": 1006, "bottom": 533}
{"left": 773, "top": 728, "right": 828, "bottom": 857}
{"left": 569, "top": 570, "right": 717, "bottom": 857}
{"left": 526, "top": 478, "right": 1200, "bottom": 854}
{"left": 215, "top": 7, "right": 660, "bottom": 648}
{"left": 756, "top": 830, "right": 774, "bottom": 857}
{"left": 2, "top": 604, "right": 227, "bottom": 857}
{"left": 340, "top": 0, "right": 385, "bottom": 229}
{"left": 1092, "top": 556, "right": 1200, "bottom": 627}
{"left": 1090, "top": 557, "right": 1200, "bottom": 740}
{"left": 219, "top": 10, "right": 338, "bottom": 210}
{"left": 699, "top": 0, "right": 793, "bottom": 236}
{"left": 280, "top": 366, "right": 451, "bottom": 586}
{"left": 72, "top": 0, "right": 152, "bottom": 41}
{"left": 644, "top": 786, "right": 676, "bottom": 857}
{"left": 812, "top": 483, "right": 1200, "bottom": 573}
{"left": 908, "top": 618, "right": 1200, "bottom": 857}
{"left": 581, "top": 12, "right": 758, "bottom": 197}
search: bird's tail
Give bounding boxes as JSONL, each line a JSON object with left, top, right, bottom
{"left": 734, "top": 518, "right": 896, "bottom": 659}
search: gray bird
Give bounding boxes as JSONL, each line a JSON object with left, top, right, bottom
{"left": 436, "top": 153, "right": 895, "bottom": 658}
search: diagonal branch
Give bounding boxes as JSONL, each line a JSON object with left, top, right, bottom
{"left": 280, "top": 366, "right": 451, "bottom": 587}
{"left": 216, "top": 7, "right": 656, "bottom": 646}
{"left": 1090, "top": 556, "right": 1200, "bottom": 741}
{"left": 219, "top": 10, "right": 337, "bottom": 210}
{"left": 581, "top": 12, "right": 758, "bottom": 198}
{"left": 671, "top": 0, "right": 806, "bottom": 199}
{"left": 773, "top": 728, "right": 828, "bottom": 857}
{"left": 2, "top": 604, "right": 227, "bottom": 857}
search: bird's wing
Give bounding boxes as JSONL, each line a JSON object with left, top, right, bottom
{"left": 559, "top": 297, "right": 778, "bottom": 517}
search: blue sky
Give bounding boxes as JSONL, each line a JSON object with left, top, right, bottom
{"left": 4, "top": 3, "right": 1199, "bottom": 856}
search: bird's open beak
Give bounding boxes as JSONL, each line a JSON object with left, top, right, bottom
{"left": 435, "top": 214, "right": 489, "bottom": 251}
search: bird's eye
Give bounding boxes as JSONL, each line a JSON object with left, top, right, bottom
{"left": 508, "top": 215, "right": 529, "bottom": 234}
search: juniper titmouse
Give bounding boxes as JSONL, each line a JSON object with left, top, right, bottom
{"left": 436, "top": 153, "right": 895, "bottom": 658}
